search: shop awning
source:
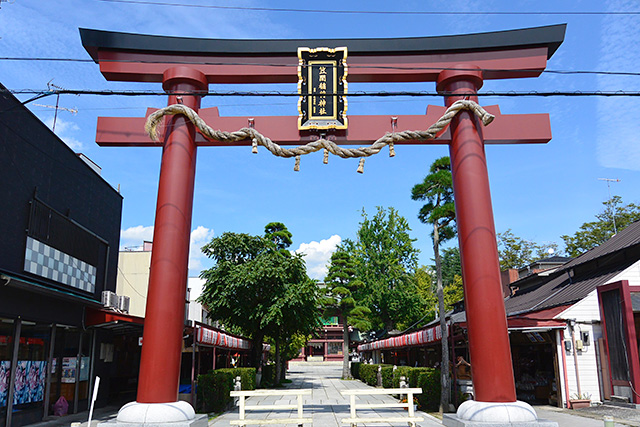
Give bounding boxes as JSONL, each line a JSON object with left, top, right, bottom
{"left": 85, "top": 307, "right": 144, "bottom": 334}
{"left": 506, "top": 305, "right": 569, "bottom": 330}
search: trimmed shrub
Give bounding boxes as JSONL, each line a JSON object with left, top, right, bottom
{"left": 392, "top": 366, "right": 413, "bottom": 388}
{"left": 408, "top": 367, "right": 430, "bottom": 388}
{"left": 261, "top": 364, "right": 276, "bottom": 387}
{"left": 350, "top": 362, "right": 362, "bottom": 380}
{"left": 197, "top": 369, "right": 234, "bottom": 413}
{"left": 381, "top": 365, "right": 394, "bottom": 388}
{"left": 416, "top": 368, "right": 441, "bottom": 411}
{"left": 217, "top": 368, "right": 256, "bottom": 390}
{"left": 359, "top": 364, "right": 380, "bottom": 387}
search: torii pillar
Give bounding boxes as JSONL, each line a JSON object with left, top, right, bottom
{"left": 81, "top": 24, "right": 565, "bottom": 426}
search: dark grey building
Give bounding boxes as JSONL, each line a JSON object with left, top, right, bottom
{"left": 0, "top": 84, "right": 123, "bottom": 426}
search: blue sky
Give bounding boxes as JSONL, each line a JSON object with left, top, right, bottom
{"left": 2, "top": 0, "right": 640, "bottom": 279}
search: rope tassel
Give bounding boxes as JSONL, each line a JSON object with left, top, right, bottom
{"left": 251, "top": 138, "right": 258, "bottom": 154}
{"left": 357, "top": 158, "right": 365, "bottom": 174}
{"left": 389, "top": 142, "right": 395, "bottom": 157}
{"left": 323, "top": 149, "right": 329, "bottom": 164}
{"left": 294, "top": 155, "right": 301, "bottom": 172}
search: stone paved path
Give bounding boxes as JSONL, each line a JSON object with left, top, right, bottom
{"left": 208, "top": 361, "right": 442, "bottom": 426}
{"left": 29, "top": 362, "right": 640, "bottom": 426}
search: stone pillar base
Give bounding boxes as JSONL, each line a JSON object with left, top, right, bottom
{"left": 442, "top": 400, "right": 558, "bottom": 427}
{"left": 99, "top": 401, "right": 207, "bottom": 427}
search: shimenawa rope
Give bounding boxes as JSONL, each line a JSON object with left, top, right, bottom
{"left": 144, "top": 100, "right": 494, "bottom": 173}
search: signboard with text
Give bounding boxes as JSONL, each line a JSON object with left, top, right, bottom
{"left": 297, "top": 47, "right": 348, "bottom": 130}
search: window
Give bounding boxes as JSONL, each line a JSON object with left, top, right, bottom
{"left": 327, "top": 342, "right": 342, "bottom": 355}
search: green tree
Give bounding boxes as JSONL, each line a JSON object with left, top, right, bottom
{"left": 497, "top": 229, "right": 559, "bottom": 270}
{"left": 264, "top": 221, "right": 293, "bottom": 252}
{"left": 414, "top": 265, "right": 437, "bottom": 322}
{"left": 444, "top": 275, "right": 464, "bottom": 309}
{"left": 199, "top": 224, "right": 319, "bottom": 372}
{"left": 440, "top": 247, "right": 461, "bottom": 289}
{"left": 321, "top": 249, "right": 371, "bottom": 379}
{"left": 262, "top": 267, "right": 319, "bottom": 382}
{"left": 562, "top": 196, "right": 640, "bottom": 257}
{"left": 345, "top": 207, "right": 423, "bottom": 332}
{"left": 411, "top": 156, "right": 456, "bottom": 412}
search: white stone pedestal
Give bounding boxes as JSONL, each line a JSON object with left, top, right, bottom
{"left": 99, "top": 401, "right": 207, "bottom": 427}
{"left": 442, "top": 400, "right": 558, "bottom": 427}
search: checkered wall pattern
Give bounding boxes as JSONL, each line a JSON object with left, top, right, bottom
{"left": 24, "top": 236, "right": 97, "bottom": 293}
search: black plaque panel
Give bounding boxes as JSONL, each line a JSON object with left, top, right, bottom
{"left": 298, "top": 47, "right": 347, "bottom": 130}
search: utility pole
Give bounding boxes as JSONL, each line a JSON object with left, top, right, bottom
{"left": 598, "top": 178, "right": 621, "bottom": 235}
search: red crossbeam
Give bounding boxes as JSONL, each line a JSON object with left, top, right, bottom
{"left": 97, "top": 48, "right": 548, "bottom": 83}
{"left": 96, "top": 105, "right": 551, "bottom": 147}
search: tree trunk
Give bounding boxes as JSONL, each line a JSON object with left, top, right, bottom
{"left": 342, "top": 314, "right": 351, "bottom": 379}
{"left": 251, "top": 333, "right": 264, "bottom": 369}
{"left": 434, "top": 223, "right": 451, "bottom": 412}
{"left": 275, "top": 339, "right": 281, "bottom": 385}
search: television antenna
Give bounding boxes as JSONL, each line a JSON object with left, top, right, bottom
{"left": 44, "top": 79, "right": 78, "bottom": 132}
{"left": 32, "top": 103, "right": 78, "bottom": 114}
{"left": 598, "top": 178, "right": 621, "bottom": 234}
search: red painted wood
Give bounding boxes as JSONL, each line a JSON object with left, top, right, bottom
{"left": 85, "top": 307, "right": 145, "bottom": 326}
{"left": 95, "top": 105, "right": 551, "bottom": 147}
{"left": 597, "top": 280, "right": 640, "bottom": 404}
{"left": 136, "top": 67, "right": 208, "bottom": 403}
{"left": 96, "top": 48, "right": 548, "bottom": 83}
{"left": 438, "top": 66, "right": 517, "bottom": 403}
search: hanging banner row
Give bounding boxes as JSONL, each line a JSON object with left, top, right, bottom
{"left": 358, "top": 325, "right": 445, "bottom": 351}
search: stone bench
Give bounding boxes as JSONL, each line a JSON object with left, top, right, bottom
{"left": 340, "top": 388, "right": 423, "bottom": 427}
{"left": 229, "top": 389, "right": 312, "bottom": 426}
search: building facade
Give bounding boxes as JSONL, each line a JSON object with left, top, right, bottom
{"left": 359, "top": 221, "right": 640, "bottom": 408}
{"left": 0, "top": 84, "right": 123, "bottom": 426}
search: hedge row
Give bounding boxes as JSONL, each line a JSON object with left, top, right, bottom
{"left": 197, "top": 367, "right": 256, "bottom": 413}
{"left": 350, "top": 363, "right": 441, "bottom": 411}
{"left": 217, "top": 367, "right": 257, "bottom": 391}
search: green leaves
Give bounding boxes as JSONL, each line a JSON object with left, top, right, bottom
{"left": 343, "top": 207, "right": 423, "bottom": 331}
{"left": 198, "top": 223, "right": 319, "bottom": 368}
{"left": 411, "top": 156, "right": 456, "bottom": 242}
{"left": 322, "top": 249, "right": 369, "bottom": 327}
{"left": 264, "top": 221, "right": 293, "bottom": 251}
{"left": 497, "top": 229, "right": 559, "bottom": 270}
{"left": 561, "top": 196, "right": 640, "bottom": 257}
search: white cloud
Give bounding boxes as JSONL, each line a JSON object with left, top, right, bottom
{"left": 120, "top": 225, "right": 154, "bottom": 250}
{"left": 295, "top": 235, "right": 342, "bottom": 281}
{"left": 119, "top": 224, "right": 214, "bottom": 276}
{"left": 43, "top": 116, "right": 84, "bottom": 151}
{"left": 188, "top": 226, "right": 215, "bottom": 274}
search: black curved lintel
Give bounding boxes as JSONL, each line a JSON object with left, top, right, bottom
{"left": 80, "top": 24, "right": 566, "bottom": 62}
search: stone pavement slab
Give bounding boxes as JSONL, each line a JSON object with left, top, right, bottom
{"left": 535, "top": 405, "right": 637, "bottom": 427}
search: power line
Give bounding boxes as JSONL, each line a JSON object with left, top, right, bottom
{"left": 8, "top": 88, "right": 640, "bottom": 102}
{"left": 4, "top": 57, "right": 640, "bottom": 78}
{"left": 96, "top": 0, "right": 640, "bottom": 16}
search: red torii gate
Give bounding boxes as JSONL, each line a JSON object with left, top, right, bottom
{"left": 81, "top": 24, "right": 565, "bottom": 425}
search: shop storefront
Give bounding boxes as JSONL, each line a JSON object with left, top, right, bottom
{"left": 0, "top": 303, "right": 96, "bottom": 427}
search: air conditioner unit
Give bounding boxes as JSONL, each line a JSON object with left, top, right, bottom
{"left": 118, "top": 295, "right": 130, "bottom": 314}
{"left": 102, "top": 291, "right": 118, "bottom": 308}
